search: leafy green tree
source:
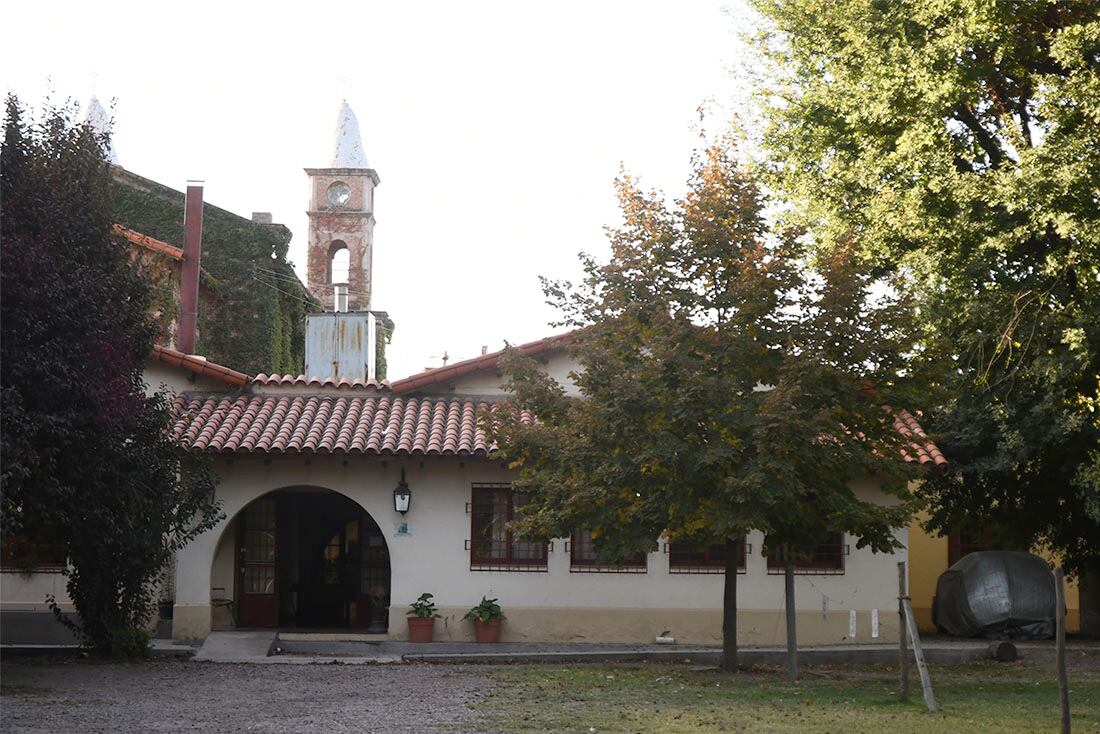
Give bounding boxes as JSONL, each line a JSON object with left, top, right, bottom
{"left": 1, "top": 96, "right": 221, "bottom": 655}
{"left": 488, "top": 134, "right": 926, "bottom": 671}
{"left": 753, "top": 0, "right": 1100, "bottom": 631}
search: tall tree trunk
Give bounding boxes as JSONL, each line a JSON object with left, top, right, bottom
{"left": 720, "top": 537, "right": 739, "bottom": 672}
{"left": 1081, "top": 562, "right": 1100, "bottom": 639}
{"left": 784, "top": 543, "right": 798, "bottom": 681}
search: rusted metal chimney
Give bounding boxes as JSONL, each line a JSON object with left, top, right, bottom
{"left": 178, "top": 182, "right": 204, "bottom": 354}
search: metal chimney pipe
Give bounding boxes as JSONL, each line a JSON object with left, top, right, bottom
{"left": 178, "top": 182, "right": 204, "bottom": 354}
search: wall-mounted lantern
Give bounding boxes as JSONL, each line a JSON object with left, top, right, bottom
{"left": 393, "top": 469, "right": 411, "bottom": 514}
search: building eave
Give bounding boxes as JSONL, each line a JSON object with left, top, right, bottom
{"left": 151, "top": 345, "right": 251, "bottom": 387}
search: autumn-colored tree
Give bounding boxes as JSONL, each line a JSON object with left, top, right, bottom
{"left": 488, "top": 133, "right": 926, "bottom": 671}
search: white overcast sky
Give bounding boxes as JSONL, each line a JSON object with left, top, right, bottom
{"left": 2, "top": 1, "right": 757, "bottom": 379}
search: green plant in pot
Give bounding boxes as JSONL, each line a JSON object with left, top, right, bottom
{"left": 464, "top": 596, "right": 505, "bottom": 643}
{"left": 406, "top": 593, "right": 440, "bottom": 643}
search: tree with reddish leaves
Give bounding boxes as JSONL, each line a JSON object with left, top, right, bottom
{"left": 1, "top": 95, "right": 219, "bottom": 656}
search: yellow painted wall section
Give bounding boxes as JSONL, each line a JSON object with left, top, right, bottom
{"left": 906, "top": 515, "right": 947, "bottom": 631}
{"left": 907, "top": 515, "right": 1080, "bottom": 633}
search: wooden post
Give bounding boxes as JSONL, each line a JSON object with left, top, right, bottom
{"left": 784, "top": 544, "right": 798, "bottom": 681}
{"left": 898, "top": 561, "right": 909, "bottom": 703}
{"left": 1055, "top": 567, "right": 1070, "bottom": 734}
{"left": 902, "top": 596, "right": 938, "bottom": 713}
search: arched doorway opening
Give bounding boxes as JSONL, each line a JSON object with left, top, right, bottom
{"left": 230, "top": 487, "right": 390, "bottom": 631}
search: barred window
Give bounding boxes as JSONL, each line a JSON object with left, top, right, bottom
{"left": 948, "top": 527, "right": 993, "bottom": 566}
{"left": 669, "top": 538, "right": 746, "bottom": 574}
{"left": 470, "top": 485, "right": 547, "bottom": 570}
{"left": 570, "top": 529, "right": 646, "bottom": 573}
{"left": 766, "top": 532, "right": 846, "bottom": 574}
{"left": 1, "top": 534, "right": 67, "bottom": 570}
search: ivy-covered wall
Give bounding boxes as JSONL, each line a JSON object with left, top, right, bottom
{"left": 111, "top": 169, "right": 317, "bottom": 376}
{"left": 373, "top": 310, "right": 394, "bottom": 381}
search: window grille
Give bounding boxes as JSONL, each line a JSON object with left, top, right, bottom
{"left": 568, "top": 529, "right": 647, "bottom": 573}
{"left": 468, "top": 484, "right": 548, "bottom": 571}
{"left": 947, "top": 527, "right": 994, "bottom": 566}
{"left": 668, "top": 538, "right": 748, "bottom": 574}
{"left": 766, "top": 532, "right": 847, "bottom": 575}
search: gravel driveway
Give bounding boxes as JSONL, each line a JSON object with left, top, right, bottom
{"left": 1, "top": 660, "right": 494, "bottom": 733}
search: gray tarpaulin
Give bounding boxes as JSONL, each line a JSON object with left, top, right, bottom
{"left": 932, "top": 551, "right": 1056, "bottom": 639}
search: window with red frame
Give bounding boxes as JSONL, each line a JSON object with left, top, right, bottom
{"left": 947, "top": 527, "right": 994, "bottom": 566}
{"left": 669, "top": 538, "right": 746, "bottom": 573}
{"left": 570, "top": 529, "right": 647, "bottom": 572}
{"left": 766, "top": 532, "right": 846, "bottom": 574}
{"left": 470, "top": 485, "right": 547, "bottom": 569}
{"left": 1, "top": 534, "right": 67, "bottom": 570}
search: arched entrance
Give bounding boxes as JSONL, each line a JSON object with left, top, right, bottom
{"left": 233, "top": 488, "right": 390, "bottom": 631}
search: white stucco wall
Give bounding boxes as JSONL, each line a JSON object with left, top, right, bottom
{"left": 142, "top": 359, "right": 232, "bottom": 397}
{"left": 174, "top": 456, "right": 908, "bottom": 643}
{"left": 416, "top": 351, "right": 582, "bottom": 397}
{"left": 0, "top": 569, "right": 71, "bottom": 613}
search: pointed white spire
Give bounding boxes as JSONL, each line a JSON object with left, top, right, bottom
{"left": 331, "top": 100, "right": 369, "bottom": 168}
{"left": 83, "top": 96, "right": 119, "bottom": 165}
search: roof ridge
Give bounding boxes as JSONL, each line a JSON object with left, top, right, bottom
{"left": 390, "top": 330, "right": 576, "bottom": 395}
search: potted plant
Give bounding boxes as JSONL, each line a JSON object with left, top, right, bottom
{"left": 464, "top": 596, "right": 505, "bottom": 643}
{"left": 407, "top": 593, "right": 440, "bottom": 643}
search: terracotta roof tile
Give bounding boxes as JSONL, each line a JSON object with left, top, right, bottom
{"left": 169, "top": 389, "right": 941, "bottom": 466}
{"left": 170, "top": 393, "right": 528, "bottom": 456}
{"left": 893, "top": 409, "right": 948, "bottom": 467}
{"left": 115, "top": 224, "right": 184, "bottom": 260}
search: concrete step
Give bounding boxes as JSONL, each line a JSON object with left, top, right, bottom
{"left": 193, "top": 631, "right": 277, "bottom": 663}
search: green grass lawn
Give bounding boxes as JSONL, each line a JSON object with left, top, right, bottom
{"left": 479, "top": 659, "right": 1100, "bottom": 733}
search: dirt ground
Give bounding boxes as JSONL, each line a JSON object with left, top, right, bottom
{"left": 3, "top": 649, "right": 1098, "bottom": 733}
{"left": 0, "top": 659, "right": 492, "bottom": 733}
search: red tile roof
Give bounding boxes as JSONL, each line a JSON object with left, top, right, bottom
{"left": 390, "top": 331, "right": 576, "bottom": 395}
{"left": 253, "top": 374, "right": 388, "bottom": 390}
{"left": 170, "top": 393, "right": 532, "bottom": 455}
{"left": 115, "top": 224, "right": 184, "bottom": 261}
{"left": 168, "top": 387, "right": 943, "bottom": 466}
{"left": 894, "top": 409, "right": 948, "bottom": 467}
{"left": 151, "top": 345, "right": 250, "bottom": 387}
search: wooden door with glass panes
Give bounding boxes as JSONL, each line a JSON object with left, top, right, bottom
{"left": 237, "top": 498, "right": 278, "bottom": 627}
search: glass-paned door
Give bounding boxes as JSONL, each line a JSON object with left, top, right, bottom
{"left": 238, "top": 498, "right": 279, "bottom": 627}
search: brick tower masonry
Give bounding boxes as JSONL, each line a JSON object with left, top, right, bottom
{"left": 305, "top": 101, "right": 379, "bottom": 312}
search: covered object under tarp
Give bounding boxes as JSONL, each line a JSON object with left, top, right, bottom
{"left": 932, "top": 551, "right": 1056, "bottom": 639}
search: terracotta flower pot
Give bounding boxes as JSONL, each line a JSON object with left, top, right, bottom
{"left": 407, "top": 617, "right": 435, "bottom": 643}
{"left": 473, "top": 618, "right": 502, "bottom": 643}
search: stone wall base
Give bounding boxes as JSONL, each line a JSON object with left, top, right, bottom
{"left": 172, "top": 604, "right": 212, "bottom": 642}
{"left": 387, "top": 606, "right": 902, "bottom": 646}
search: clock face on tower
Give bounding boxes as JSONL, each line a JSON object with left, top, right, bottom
{"left": 327, "top": 181, "right": 351, "bottom": 206}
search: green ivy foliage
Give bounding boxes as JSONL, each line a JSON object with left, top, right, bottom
{"left": 110, "top": 170, "right": 317, "bottom": 375}
{"left": 373, "top": 312, "right": 395, "bottom": 381}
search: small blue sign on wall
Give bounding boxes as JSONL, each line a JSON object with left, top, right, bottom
{"left": 394, "top": 521, "right": 411, "bottom": 537}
